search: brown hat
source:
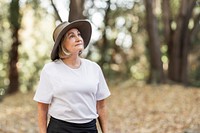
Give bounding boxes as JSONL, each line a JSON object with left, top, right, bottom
{"left": 51, "top": 19, "right": 92, "bottom": 61}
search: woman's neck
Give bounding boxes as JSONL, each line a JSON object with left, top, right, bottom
{"left": 62, "top": 55, "right": 81, "bottom": 69}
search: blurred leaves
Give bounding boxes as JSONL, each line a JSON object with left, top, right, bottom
{"left": 0, "top": 0, "right": 54, "bottom": 93}
{"left": 0, "top": 0, "right": 12, "bottom": 96}
{"left": 0, "top": 0, "right": 200, "bottom": 94}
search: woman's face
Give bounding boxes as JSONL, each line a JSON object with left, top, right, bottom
{"left": 63, "top": 28, "right": 84, "bottom": 54}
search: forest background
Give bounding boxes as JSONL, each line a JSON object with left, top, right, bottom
{"left": 0, "top": 0, "right": 200, "bottom": 95}
{"left": 0, "top": 0, "right": 200, "bottom": 133}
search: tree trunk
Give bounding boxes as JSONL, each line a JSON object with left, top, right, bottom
{"left": 8, "top": 29, "right": 19, "bottom": 94}
{"left": 97, "top": 0, "right": 111, "bottom": 69}
{"left": 145, "top": 0, "right": 164, "bottom": 83}
{"left": 69, "top": 0, "right": 85, "bottom": 22}
{"left": 168, "top": 0, "right": 196, "bottom": 83}
{"left": 7, "top": 0, "right": 21, "bottom": 94}
{"left": 162, "top": 0, "right": 172, "bottom": 58}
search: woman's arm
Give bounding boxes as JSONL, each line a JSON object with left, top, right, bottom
{"left": 97, "top": 99, "right": 108, "bottom": 133}
{"left": 37, "top": 102, "right": 49, "bottom": 133}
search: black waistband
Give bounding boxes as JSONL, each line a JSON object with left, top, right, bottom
{"left": 50, "top": 117, "right": 96, "bottom": 128}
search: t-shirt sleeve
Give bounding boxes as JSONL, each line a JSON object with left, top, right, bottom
{"left": 33, "top": 66, "right": 53, "bottom": 104}
{"left": 96, "top": 66, "right": 111, "bottom": 101}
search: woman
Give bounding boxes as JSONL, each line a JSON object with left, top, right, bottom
{"left": 33, "top": 20, "right": 111, "bottom": 133}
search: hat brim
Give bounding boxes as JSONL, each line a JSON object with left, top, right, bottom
{"left": 51, "top": 20, "right": 92, "bottom": 61}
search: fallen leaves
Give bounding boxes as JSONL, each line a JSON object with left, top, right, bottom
{"left": 107, "top": 83, "right": 200, "bottom": 133}
{"left": 0, "top": 83, "right": 200, "bottom": 133}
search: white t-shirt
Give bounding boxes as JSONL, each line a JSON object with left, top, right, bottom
{"left": 33, "top": 58, "right": 110, "bottom": 123}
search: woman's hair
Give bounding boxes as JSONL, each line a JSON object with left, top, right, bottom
{"left": 58, "top": 36, "right": 71, "bottom": 58}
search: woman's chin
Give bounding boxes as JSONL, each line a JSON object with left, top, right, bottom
{"left": 77, "top": 46, "right": 84, "bottom": 51}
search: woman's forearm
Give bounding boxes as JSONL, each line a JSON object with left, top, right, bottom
{"left": 37, "top": 102, "right": 49, "bottom": 133}
{"left": 97, "top": 100, "right": 108, "bottom": 133}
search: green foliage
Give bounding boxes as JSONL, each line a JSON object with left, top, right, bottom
{"left": 85, "top": 0, "right": 148, "bottom": 80}
{"left": 0, "top": 0, "right": 54, "bottom": 94}
{"left": 0, "top": 0, "right": 12, "bottom": 97}
{"left": 170, "top": 0, "right": 180, "bottom": 19}
{"left": 18, "top": 4, "right": 54, "bottom": 92}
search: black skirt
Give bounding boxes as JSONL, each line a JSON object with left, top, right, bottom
{"left": 47, "top": 117, "right": 98, "bottom": 133}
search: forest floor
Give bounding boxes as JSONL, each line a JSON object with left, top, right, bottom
{"left": 0, "top": 81, "right": 200, "bottom": 133}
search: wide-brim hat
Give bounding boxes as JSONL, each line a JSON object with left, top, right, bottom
{"left": 51, "top": 19, "right": 92, "bottom": 61}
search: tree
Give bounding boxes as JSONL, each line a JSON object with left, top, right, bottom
{"left": 51, "top": 0, "right": 85, "bottom": 22}
{"left": 144, "top": 0, "right": 164, "bottom": 83}
{"left": 7, "top": 0, "right": 21, "bottom": 94}
{"left": 97, "top": 0, "right": 111, "bottom": 67}
{"left": 69, "top": 0, "right": 85, "bottom": 22}
{"left": 144, "top": 0, "right": 199, "bottom": 84}
{"left": 162, "top": 0, "right": 199, "bottom": 84}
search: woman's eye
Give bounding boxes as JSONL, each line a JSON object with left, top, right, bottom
{"left": 69, "top": 35, "right": 74, "bottom": 38}
{"left": 78, "top": 33, "right": 81, "bottom": 36}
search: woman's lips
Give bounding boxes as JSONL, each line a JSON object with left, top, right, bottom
{"left": 75, "top": 43, "right": 83, "bottom": 46}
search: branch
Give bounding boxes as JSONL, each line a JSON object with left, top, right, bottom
{"left": 50, "top": 0, "right": 62, "bottom": 22}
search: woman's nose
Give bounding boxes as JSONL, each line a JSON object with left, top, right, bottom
{"left": 76, "top": 36, "right": 82, "bottom": 42}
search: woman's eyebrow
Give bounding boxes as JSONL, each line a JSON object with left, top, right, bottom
{"left": 67, "top": 32, "right": 74, "bottom": 36}
{"left": 67, "top": 30, "right": 80, "bottom": 36}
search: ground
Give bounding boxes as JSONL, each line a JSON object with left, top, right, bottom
{"left": 0, "top": 82, "right": 200, "bottom": 133}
